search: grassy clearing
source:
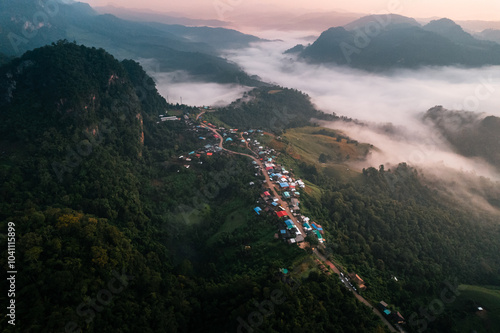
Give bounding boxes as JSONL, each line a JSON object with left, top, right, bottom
{"left": 448, "top": 284, "right": 500, "bottom": 333}
{"left": 282, "top": 126, "right": 372, "bottom": 167}
{"left": 206, "top": 200, "right": 254, "bottom": 246}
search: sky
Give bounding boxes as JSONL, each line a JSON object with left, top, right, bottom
{"left": 84, "top": 0, "right": 500, "bottom": 22}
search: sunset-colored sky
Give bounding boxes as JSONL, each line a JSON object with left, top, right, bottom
{"left": 84, "top": 0, "right": 500, "bottom": 21}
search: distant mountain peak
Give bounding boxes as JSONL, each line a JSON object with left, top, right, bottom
{"left": 423, "top": 18, "right": 476, "bottom": 44}
{"left": 344, "top": 13, "right": 420, "bottom": 31}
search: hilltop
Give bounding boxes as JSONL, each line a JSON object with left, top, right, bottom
{"left": 289, "top": 15, "right": 500, "bottom": 70}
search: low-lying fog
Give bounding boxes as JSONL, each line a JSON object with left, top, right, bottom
{"left": 142, "top": 35, "right": 500, "bottom": 206}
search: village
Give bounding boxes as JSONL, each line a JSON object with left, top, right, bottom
{"left": 160, "top": 107, "right": 406, "bottom": 332}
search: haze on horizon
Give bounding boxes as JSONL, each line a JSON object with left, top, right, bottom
{"left": 85, "top": 0, "right": 500, "bottom": 22}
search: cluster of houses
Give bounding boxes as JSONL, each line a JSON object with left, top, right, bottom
{"left": 378, "top": 301, "right": 406, "bottom": 326}
{"left": 252, "top": 155, "right": 325, "bottom": 245}
{"left": 174, "top": 108, "right": 327, "bottom": 246}
{"left": 174, "top": 112, "right": 224, "bottom": 168}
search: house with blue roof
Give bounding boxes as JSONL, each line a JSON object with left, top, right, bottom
{"left": 254, "top": 207, "right": 262, "bottom": 215}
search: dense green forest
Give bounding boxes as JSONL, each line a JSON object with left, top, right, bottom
{"left": 217, "top": 87, "right": 338, "bottom": 132}
{"left": 1, "top": 41, "right": 499, "bottom": 333}
{"left": 277, "top": 155, "right": 500, "bottom": 332}
{"left": 0, "top": 42, "right": 387, "bottom": 332}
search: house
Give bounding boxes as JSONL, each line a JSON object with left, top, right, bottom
{"left": 311, "top": 222, "right": 324, "bottom": 235}
{"left": 350, "top": 273, "right": 367, "bottom": 290}
{"left": 254, "top": 207, "right": 262, "bottom": 215}
{"left": 276, "top": 211, "right": 288, "bottom": 218}
{"left": 390, "top": 312, "right": 405, "bottom": 324}
{"left": 226, "top": 137, "right": 233, "bottom": 142}
{"left": 303, "top": 223, "right": 312, "bottom": 232}
{"left": 279, "top": 182, "right": 289, "bottom": 188}
{"left": 284, "top": 219, "right": 294, "bottom": 229}
{"left": 313, "top": 230, "right": 324, "bottom": 243}
{"left": 161, "top": 116, "right": 179, "bottom": 121}
{"left": 290, "top": 198, "right": 299, "bottom": 209}
{"left": 283, "top": 191, "right": 291, "bottom": 199}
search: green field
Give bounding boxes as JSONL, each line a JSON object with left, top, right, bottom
{"left": 282, "top": 126, "right": 372, "bottom": 167}
{"left": 449, "top": 285, "right": 500, "bottom": 333}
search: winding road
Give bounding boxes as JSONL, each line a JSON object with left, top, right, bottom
{"left": 196, "top": 111, "right": 401, "bottom": 333}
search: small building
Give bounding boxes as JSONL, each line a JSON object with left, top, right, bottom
{"left": 390, "top": 312, "right": 405, "bottom": 324}
{"left": 313, "top": 230, "right": 324, "bottom": 243}
{"left": 254, "top": 207, "right": 262, "bottom": 215}
{"left": 276, "top": 211, "right": 288, "bottom": 218}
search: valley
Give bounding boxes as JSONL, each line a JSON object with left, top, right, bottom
{"left": 1, "top": 1, "right": 500, "bottom": 333}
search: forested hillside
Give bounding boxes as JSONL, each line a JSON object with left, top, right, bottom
{"left": 218, "top": 87, "right": 338, "bottom": 132}
{"left": 0, "top": 42, "right": 386, "bottom": 332}
{"left": 424, "top": 106, "right": 500, "bottom": 171}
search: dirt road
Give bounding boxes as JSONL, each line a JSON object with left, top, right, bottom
{"left": 313, "top": 250, "right": 399, "bottom": 333}
{"left": 196, "top": 113, "right": 400, "bottom": 332}
{"left": 199, "top": 121, "right": 304, "bottom": 235}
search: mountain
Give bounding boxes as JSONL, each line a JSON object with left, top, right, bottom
{"left": 423, "top": 106, "right": 500, "bottom": 170}
{"left": 344, "top": 13, "right": 420, "bottom": 31}
{"left": 0, "top": 42, "right": 389, "bottom": 333}
{"left": 477, "top": 29, "right": 500, "bottom": 44}
{"left": 143, "top": 23, "right": 263, "bottom": 50}
{"left": 0, "top": 0, "right": 262, "bottom": 85}
{"left": 291, "top": 15, "right": 500, "bottom": 70}
{"left": 423, "top": 18, "right": 483, "bottom": 45}
{"left": 94, "top": 5, "right": 230, "bottom": 27}
{"left": 218, "top": 86, "right": 338, "bottom": 131}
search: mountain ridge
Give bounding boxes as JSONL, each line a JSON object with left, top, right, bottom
{"left": 289, "top": 14, "right": 500, "bottom": 70}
